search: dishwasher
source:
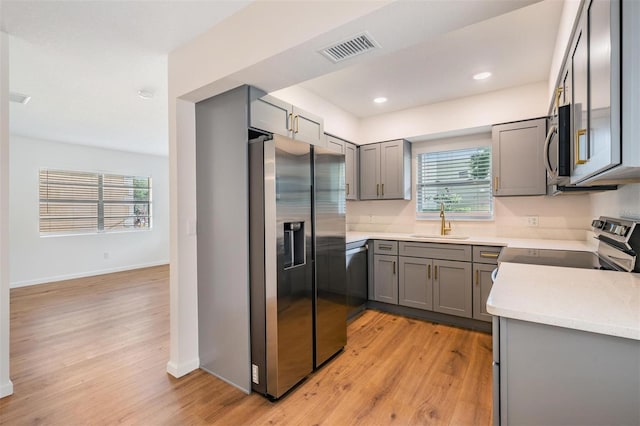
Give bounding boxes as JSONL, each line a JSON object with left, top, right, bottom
{"left": 346, "top": 241, "right": 368, "bottom": 319}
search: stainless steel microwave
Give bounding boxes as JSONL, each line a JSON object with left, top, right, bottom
{"left": 544, "top": 104, "right": 571, "bottom": 186}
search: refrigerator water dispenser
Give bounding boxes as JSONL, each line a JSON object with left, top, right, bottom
{"left": 284, "top": 221, "right": 305, "bottom": 269}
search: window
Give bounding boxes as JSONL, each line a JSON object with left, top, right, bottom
{"left": 39, "top": 169, "right": 152, "bottom": 235}
{"left": 416, "top": 147, "right": 492, "bottom": 219}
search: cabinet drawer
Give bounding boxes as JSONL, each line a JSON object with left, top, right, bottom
{"left": 472, "top": 246, "right": 502, "bottom": 265}
{"left": 373, "top": 240, "right": 398, "bottom": 255}
{"left": 399, "top": 241, "right": 471, "bottom": 262}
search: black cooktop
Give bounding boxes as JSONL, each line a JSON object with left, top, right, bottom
{"left": 498, "top": 248, "right": 618, "bottom": 271}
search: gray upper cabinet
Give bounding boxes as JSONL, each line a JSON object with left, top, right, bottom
{"left": 570, "top": 0, "right": 621, "bottom": 184}
{"left": 398, "top": 256, "right": 433, "bottom": 310}
{"left": 345, "top": 142, "right": 358, "bottom": 200}
{"left": 359, "top": 144, "right": 381, "bottom": 200}
{"left": 359, "top": 140, "right": 411, "bottom": 200}
{"left": 492, "top": 118, "right": 547, "bottom": 196}
{"left": 249, "top": 87, "right": 325, "bottom": 146}
{"left": 326, "top": 135, "right": 345, "bottom": 154}
{"left": 326, "top": 134, "right": 358, "bottom": 200}
{"left": 572, "top": 21, "right": 589, "bottom": 169}
{"left": 432, "top": 259, "right": 472, "bottom": 318}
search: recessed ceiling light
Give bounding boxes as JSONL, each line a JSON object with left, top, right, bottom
{"left": 373, "top": 97, "right": 387, "bottom": 104}
{"left": 473, "top": 72, "right": 492, "bottom": 80}
{"left": 9, "top": 92, "right": 31, "bottom": 104}
{"left": 137, "top": 89, "right": 154, "bottom": 100}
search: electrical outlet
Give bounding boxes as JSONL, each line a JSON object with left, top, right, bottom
{"left": 252, "top": 364, "right": 259, "bottom": 384}
{"left": 103, "top": 252, "right": 110, "bottom": 259}
{"left": 368, "top": 215, "right": 374, "bottom": 223}
{"left": 526, "top": 216, "right": 539, "bottom": 227}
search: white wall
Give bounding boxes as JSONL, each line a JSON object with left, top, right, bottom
{"left": 9, "top": 136, "right": 169, "bottom": 288}
{"left": 167, "top": 1, "right": 387, "bottom": 378}
{"left": 359, "top": 81, "right": 549, "bottom": 144}
{"left": 347, "top": 132, "right": 593, "bottom": 241}
{"left": 589, "top": 183, "right": 640, "bottom": 219}
{"left": 0, "top": 31, "right": 14, "bottom": 399}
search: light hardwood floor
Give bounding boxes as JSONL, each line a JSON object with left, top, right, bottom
{"left": 0, "top": 265, "right": 493, "bottom": 425}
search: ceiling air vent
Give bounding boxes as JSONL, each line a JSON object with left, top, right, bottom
{"left": 320, "top": 32, "right": 380, "bottom": 63}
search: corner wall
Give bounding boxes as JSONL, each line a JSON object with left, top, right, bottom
{"left": 9, "top": 136, "right": 169, "bottom": 287}
{"left": 0, "top": 30, "right": 13, "bottom": 399}
{"left": 359, "top": 81, "right": 549, "bottom": 144}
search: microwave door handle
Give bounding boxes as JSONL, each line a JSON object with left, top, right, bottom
{"left": 543, "top": 124, "right": 558, "bottom": 178}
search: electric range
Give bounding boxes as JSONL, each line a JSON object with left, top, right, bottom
{"left": 498, "top": 216, "right": 640, "bottom": 273}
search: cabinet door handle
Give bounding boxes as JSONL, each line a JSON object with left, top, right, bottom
{"left": 393, "top": 261, "right": 396, "bottom": 275}
{"left": 480, "top": 252, "right": 500, "bottom": 259}
{"left": 575, "top": 128, "right": 587, "bottom": 165}
{"left": 434, "top": 265, "right": 438, "bottom": 280}
{"left": 554, "top": 87, "right": 563, "bottom": 112}
{"left": 475, "top": 269, "right": 479, "bottom": 286}
{"left": 376, "top": 184, "right": 380, "bottom": 196}
{"left": 494, "top": 176, "right": 499, "bottom": 191}
{"left": 381, "top": 183, "right": 384, "bottom": 196}
{"left": 427, "top": 264, "right": 431, "bottom": 280}
{"left": 346, "top": 183, "right": 350, "bottom": 195}
{"left": 294, "top": 115, "right": 300, "bottom": 133}
{"left": 288, "top": 113, "right": 293, "bottom": 132}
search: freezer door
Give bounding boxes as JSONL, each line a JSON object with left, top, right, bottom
{"left": 313, "top": 146, "right": 347, "bottom": 367}
{"left": 271, "top": 135, "right": 314, "bottom": 398}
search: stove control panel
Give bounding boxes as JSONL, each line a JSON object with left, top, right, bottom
{"left": 592, "top": 216, "right": 639, "bottom": 249}
{"left": 592, "top": 216, "right": 640, "bottom": 272}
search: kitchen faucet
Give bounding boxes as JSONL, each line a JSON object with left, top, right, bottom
{"left": 439, "top": 203, "right": 452, "bottom": 236}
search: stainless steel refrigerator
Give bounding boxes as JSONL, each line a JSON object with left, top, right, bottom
{"left": 249, "top": 134, "right": 347, "bottom": 399}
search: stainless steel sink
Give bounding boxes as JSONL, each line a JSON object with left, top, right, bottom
{"left": 410, "top": 234, "right": 469, "bottom": 240}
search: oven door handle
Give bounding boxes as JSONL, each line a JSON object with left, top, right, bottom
{"left": 543, "top": 124, "right": 558, "bottom": 179}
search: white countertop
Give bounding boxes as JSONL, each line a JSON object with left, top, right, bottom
{"left": 347, "top": 231, "right": 639, "bottom": 340}
{"left": 346, "top": 231, "right": 594, "bottom": 252}
{"left": 487, "top": 263, "right": 640, "bottom": 340}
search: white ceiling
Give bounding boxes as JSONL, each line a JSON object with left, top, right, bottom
{"left": 2, "top": 0, "right": 252, "bottom": 156}
{"left": 300, "top": 0, "right": 563, "bottom": 118}
{"left": 2, "top": 0, "right": 561, "bottom": 156}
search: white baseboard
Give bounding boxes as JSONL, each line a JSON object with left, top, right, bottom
{"left": 10, "top": 260, "right": 169, "bottom": 289}
{"left": 0, "top": 380, "right": 13, "bottom": 398}
{"left": 166, "top": 358, "right": 200, "bottom": 378}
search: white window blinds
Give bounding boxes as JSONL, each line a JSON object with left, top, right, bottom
{"left": 39, "top": 169, "right": 152, "bottom": 235}
{"left": 416, "top": 147, "right": 493, "bottom": 219}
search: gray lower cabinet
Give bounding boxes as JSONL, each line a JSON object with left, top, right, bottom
{"left": 492, "top": 118, "right": 546, "bottom": 196}
{"left": 371, "top": 240, "right": 497, "bottom": 323}
{"left": 472, "top": 263, "right": 495, "bottom": 322}
{"left": 373, "top": 254, "right": 398, "bottom": 304}
{"left": 494, "top": 316, "right": 640, "bottom": 426}
{"left": 249, "top": 87, "right": 325, "bottom": 146}
{"left": 398, "top": 257, "right": 433, "bottom": 310}
{"left": 472, "top": 245, "right": 501, "bottom": 322}
{"left": 432, "top": 259, "right": 472, "bottom": 318}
